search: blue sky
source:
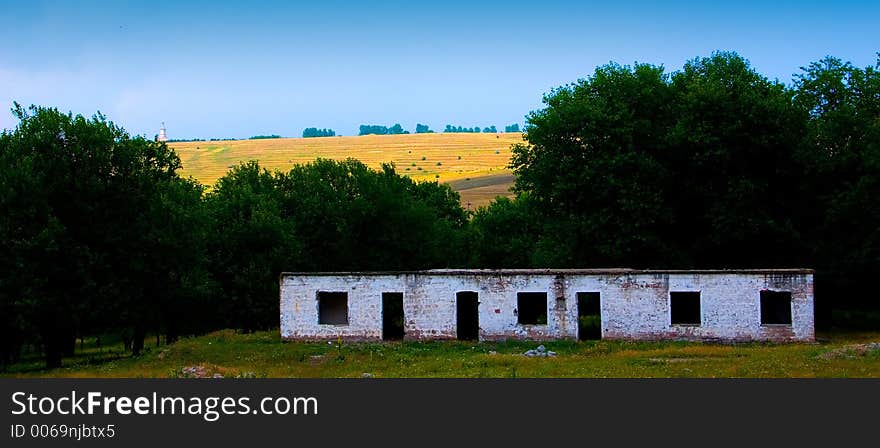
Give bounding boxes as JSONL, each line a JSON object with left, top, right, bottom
{"left": 1, "top": 0, "right": 877, "bottom": 138}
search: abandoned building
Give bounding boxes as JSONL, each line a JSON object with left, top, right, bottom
{"left": 279, "top": 269, "right": 814, "bottom": 342}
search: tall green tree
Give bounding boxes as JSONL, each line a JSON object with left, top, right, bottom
{"left": 468, "top": 196, "right": 539, "bottom": 268}
{"left": 205, "top": 161, "right": 299, "bottom": 332}
{"left": 511, "top": 61, "right": 676, "bottom": 266}
{"left": 0, "top": 104, "right": 186, "bottom": 366}
{"left": 144, "top": 177, "right": 214, "bottom": 344}
{"left": 665, "top": 52, "right": 808, "bottom": 267}
{"left": 793, "top": 55, "right": 880, "bottom": 309}
{"left": 276, "top": 159, "right": 466, "bottom": 271}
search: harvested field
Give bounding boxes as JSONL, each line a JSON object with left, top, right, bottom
{"left": 170, "top": 132, "right": 522, "bottom": 187}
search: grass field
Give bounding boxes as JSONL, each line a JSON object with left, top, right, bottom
{"left": 3, "top": 330, "right": 879, "bottom": 378}
{"left": 169, "top": 133, "right": 522, "bottom": 207}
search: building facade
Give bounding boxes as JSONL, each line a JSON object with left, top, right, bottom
{"left": 279, "top": 269, "right": 814, "bottom": 342}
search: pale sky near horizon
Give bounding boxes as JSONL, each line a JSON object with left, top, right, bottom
{"left": 1, "top": 0, "right": 878, "bottom": 139}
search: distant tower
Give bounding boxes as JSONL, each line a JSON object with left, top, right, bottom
{"left": 157, "top": 122, "right": 168, "bottom": 142}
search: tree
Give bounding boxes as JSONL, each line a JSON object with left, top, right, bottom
{"left": 359, "top": 125, "right": 387, "bottom": 135}
{"left": 793, "top": 55, "right": 880, "bottom": 311}
{"left": 358, "top": 124, "right": 408, "bottom": 135}
{"left": 664, "top": 52, "right": 808, "bottom": 267}
{"left": 143, "top": 177, "right": 214, "bottom": 345}
{"left": 276, "top": 159, "right": 467, "bottom": 271}
{"left": 205, "top": 161, "right": 300, "bottom": 332}
{"left": 468, "top": 196, "right": 539, "bottom": 267}
{"left": 511, "top": 52, "right": 812, "bottom": 269}
{"left": 416, "top": 123, "right": 433, "bottom": 133}
{"left": 302, "top": 128, "right": 335, "bottom": 138}
{"left": 0, "top": 104, "right": 188, "bottom": 366}
{"left": 505, "top": 123, "right": 520, "bottom": 132}
{"left": 511, "top": 61, "right": 676, "bottom": 267}
{"left": 443, "top": 125, "right": 485, "bottom": 133}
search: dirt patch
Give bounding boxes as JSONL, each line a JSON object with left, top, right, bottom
{"left": 647, "top": 357, "right": 721, "bottom": 363}
{"left": 818, "top": 342, "right": 880, "bottom": 360}
{"left": 178, "top": 365, "right": 224, "bottom": 378}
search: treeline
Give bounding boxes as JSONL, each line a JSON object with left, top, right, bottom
{"left": 302, "top": 128, "right": 336, "bottom": 138}
{"left": 357, "top": 123, "right": 519, "bottom": 135}
{"left": 250, "top": 134, "right": 282, "bottom": 140}
{"left": 359, "top": 124, "right": 408, "bottom": 135}
{"left": 443, "top": 125, "right": 513, "bottom": 133}
{"left": 1, "top": 51, "right": 878, "bottom": 369}
{"left": 167, "top": 138, "right": 205, "bottom": 143}
{"left": 444, "top": 125, "right": 482, "bottom": 133}
{"left": 168, "top": 138, "right": 237, "bottom": 142}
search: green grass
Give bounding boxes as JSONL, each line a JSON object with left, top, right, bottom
{"left": 3, "top": 330, "right": 879, "bottom": 378}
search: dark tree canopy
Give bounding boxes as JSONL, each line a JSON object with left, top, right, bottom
{"left": 791, "top": 55, "right": 880, "bottom": 309}
{"left": 358, "top": 124, "right": 409, "bottom": 135}
{"left": 444, "top": 125, "right": 484, "bottom": 133}
{"left": 467, "top": 196, "right": 539, "bottom": 268}
{"left": 0, "top": 104, "right": 205, "bottom": 367}
{"left": 302, "top": 128, "right": 335, "bottom": 138}
{"left": 511, "top": 61, "right": 676, "bottom": 266}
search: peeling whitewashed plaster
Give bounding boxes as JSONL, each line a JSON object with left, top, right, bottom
{"left": 279, "top": 269, "right": 814, "bottom": 342}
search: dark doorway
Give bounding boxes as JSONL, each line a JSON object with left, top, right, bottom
{"left": 456, "top": 291, "right": 479, "bottom": 340}
{"left": 382, "top": 292, "right": 404, "bottom": 340}
{"left": 577, "top": 292, "right": 601, "bottom": 340}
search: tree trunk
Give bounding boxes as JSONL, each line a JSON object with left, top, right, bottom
{"left": 44, "top": 329, "right": 64, "bottom": 369}
{"left": 165, "top": 322, "right": 179, "bottom": 345}
{"left": 122, "top": 334, "right": 132, "bottom": 352}
{"left": 62, "top": 332, "right": 76, "bottom": 357}
{"left": 131, "top": 326, "right": 145, "bottom": 356}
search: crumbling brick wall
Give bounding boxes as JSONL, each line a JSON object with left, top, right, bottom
{"left": 279, "top": 269, "right": 814, "bottom": 342}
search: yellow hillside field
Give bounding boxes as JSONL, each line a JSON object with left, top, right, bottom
{"left": 170, "top": 132, "right": 523, "bottom": 187}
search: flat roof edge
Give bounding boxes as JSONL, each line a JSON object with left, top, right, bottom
{"left": 280, "top": 268, "right": 815, "bottom": 277}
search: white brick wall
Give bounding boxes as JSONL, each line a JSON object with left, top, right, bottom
{"left": 279, "top": 270, "right": 814, "bottom": 342}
